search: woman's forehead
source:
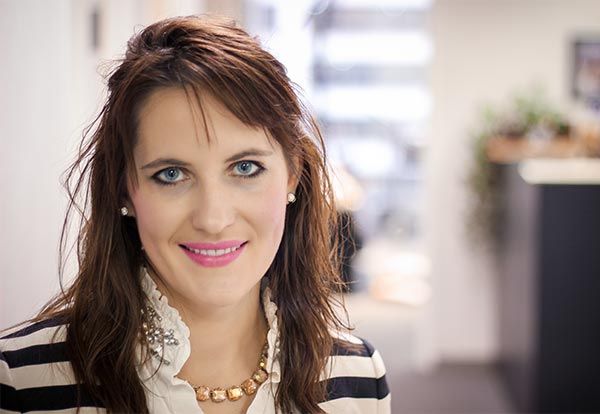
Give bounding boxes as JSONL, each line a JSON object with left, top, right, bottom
{"left": 134, "top": 87, "right": 281, "bottom": 161}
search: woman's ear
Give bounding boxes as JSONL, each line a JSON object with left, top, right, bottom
{"left": 123, "top": 178, "right": 137, "bottom": 217}
{"left": 287, "top": 155, "right": 301, "bottom": 194}
{"left": 120, "top": 202, "right": 136, "bottom": 217}
{"left": 127, "top": 203, "right": 137, "bottom": 218}
{"left": 120, "top": 193, "right": 137, "bottom": 217}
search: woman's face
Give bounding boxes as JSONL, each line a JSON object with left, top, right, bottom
{"left": 127, "top": 87, "right": 296, "bottom": 311}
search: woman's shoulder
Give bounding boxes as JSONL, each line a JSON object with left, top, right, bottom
{"left": 0, "top": 316, "right": 99, "bottom": 412}
{"left": 330, "top": 331, "right": 382, "bottom": 359}
{"left": 0, "top": 316, "right": 69, "bottom": 365}
{"left": 327, "top": 329, "right": 385, "bottom": 361}
{"left": 1, "top": 315, "right": 68, "bottom": 339}
{"left": 319, "top": 332, "right": 391, "bottom": 412}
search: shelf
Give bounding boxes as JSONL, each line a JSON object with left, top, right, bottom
{"left": 485, "top": 136, "right": 579, "bottom": 164}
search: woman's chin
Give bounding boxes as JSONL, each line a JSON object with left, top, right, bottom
{"left": 181, "top": 281, "right": 262, "bottom": 311}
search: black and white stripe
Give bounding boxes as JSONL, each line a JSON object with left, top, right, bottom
{"left": 319, "top": 335, "right": 391, "bottom": 412}
{"left": 0, "top": 318, "right": 104, "bottom": 413}
{"left": 1, "top": 320, "right": 390, "bottom": 413}
{"left": 324, "top": 340, "right": 389, "bottom": 399}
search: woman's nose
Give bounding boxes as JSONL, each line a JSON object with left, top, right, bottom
{"left": 190, "top": 182, "right": 235, "bottom": 235}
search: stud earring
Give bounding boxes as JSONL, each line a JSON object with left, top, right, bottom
{"left": 120, "top": 206, "right": 129, "bottom": 216}
{"left": 287, "top": 193, "right": 296, "bottom": 204}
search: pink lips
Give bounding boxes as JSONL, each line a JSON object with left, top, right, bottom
{"left": 179, "top": 240, "right": 246, "bottom": 268}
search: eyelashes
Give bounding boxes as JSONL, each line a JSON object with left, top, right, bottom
{"left": 151, "top": 160, "right": 266, "bottom": 187}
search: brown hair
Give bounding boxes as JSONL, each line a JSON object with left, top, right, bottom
{"left": 33, "top": 14, "right": 349, "bottom": 413}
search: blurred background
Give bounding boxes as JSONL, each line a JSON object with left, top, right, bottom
{"left": 2, "top": 0, "right": 600, "bottom": 412}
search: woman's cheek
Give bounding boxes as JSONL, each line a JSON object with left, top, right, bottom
{"left": 255, "top": 186, "right": 288, "bottom": 242}
{"left": 133, "top": 193, "right": 179, "bottom": 243}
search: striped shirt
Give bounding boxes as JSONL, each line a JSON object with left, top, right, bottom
{"left": 1, "top": 273, "right": 390, "bottom": 413}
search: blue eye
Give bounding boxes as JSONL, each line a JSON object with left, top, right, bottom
{"left": 233, "top": 161, "right": 264, "bottom": 178}
{"left": 153, "top": 167, "right": 186, "bottom": 186}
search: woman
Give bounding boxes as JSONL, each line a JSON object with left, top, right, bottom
{"left": 0, "top": 15, "right": 390, "bottom": 413}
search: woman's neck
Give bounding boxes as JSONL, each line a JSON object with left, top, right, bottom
{"left": 184, "top": 284, "right": 268, "bottom": 373}
{"left": 149, "top": 272, "right": 269, "bottom": 388}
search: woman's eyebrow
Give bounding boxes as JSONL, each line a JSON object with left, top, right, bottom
{"left": 141, "top": 158, "right": 191, "bottom": 170}
{"left": 141, "top": 149, "right": 274, "bottom": 170}
{"left": 225, "top": 149, "right": 273, "bottom": 162}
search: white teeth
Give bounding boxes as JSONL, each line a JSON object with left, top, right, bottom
{"left": 185, "top": 245, "right": 240, "bottom": 256}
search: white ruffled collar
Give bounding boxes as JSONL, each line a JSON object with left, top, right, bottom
{"left": 138, "top": 267, "right": 282, "bottom": 390}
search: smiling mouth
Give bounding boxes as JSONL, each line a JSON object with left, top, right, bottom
{"left": 179, "top": 242, "right": 248, "bottom": 257}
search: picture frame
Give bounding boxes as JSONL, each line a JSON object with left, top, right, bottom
{"left": 572, "top": 37, "right": 600, "bottom": 109}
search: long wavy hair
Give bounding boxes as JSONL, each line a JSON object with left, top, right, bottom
{"left": 32, "top": 14, "right": 349, "bottom": 413}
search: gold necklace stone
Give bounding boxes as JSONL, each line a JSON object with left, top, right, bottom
{"left": 192, "top": 341, "right": 269, "bottom": 403}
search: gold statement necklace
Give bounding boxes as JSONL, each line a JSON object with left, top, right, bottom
{"left": 191, "top": 341, "right": 270, "bottom": 403}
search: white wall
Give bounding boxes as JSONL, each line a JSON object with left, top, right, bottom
{"left": 0, "top": 0, "right": 210, "bottom": 329}
{"left": 425, "top": 0, "right": 600, "bottom": 361}
{"left": 0, "top": 0, "right": 77, "bottom": 329}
